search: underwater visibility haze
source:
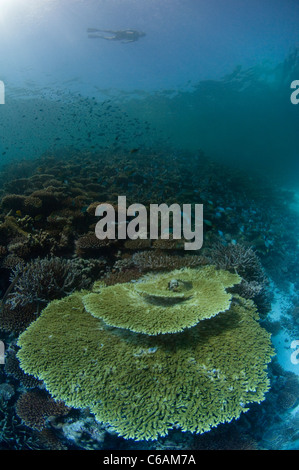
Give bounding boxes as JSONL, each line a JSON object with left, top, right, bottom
{"left": 0, "top": 0, "right": 299, "bottom": 452}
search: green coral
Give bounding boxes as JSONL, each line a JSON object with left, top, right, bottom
{"left": 17, "top": 267, "right": 274, "bottom": 441}
{"left": 83, "top": 265, "right": 241, "bottom": 335}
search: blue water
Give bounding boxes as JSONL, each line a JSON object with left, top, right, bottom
{"left": 0, "top": 0, "right": 299, "bottom": 179}
{"left": 0, "top": 0, "right": 298, "bottom": 452}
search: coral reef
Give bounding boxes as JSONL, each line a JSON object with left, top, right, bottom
{"left": 0, "top": 146, "right": 298, "bottom": 449}
{"left": 17, "top": 268, "right": 274, "bottom": 441}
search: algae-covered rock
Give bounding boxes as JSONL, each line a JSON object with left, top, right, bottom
{"left": 17, "top": 267, "right": 274, "bottom": 441}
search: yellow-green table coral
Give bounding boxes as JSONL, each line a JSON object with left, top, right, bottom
{"left": 83, "top": 265, "right": 241, "bottom": 335}
{"left": 17, "top": 266, "right": 274, "bottom": 441}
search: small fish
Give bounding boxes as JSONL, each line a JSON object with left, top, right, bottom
{"left": 130, "top": 148, "right": 139, "bottom": 154}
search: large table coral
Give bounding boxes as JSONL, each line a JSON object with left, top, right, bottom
{"left": 17, "top": 266, "right": 274, "bottom": 441}
{"left": 83, "top": 266, "right": 241, "bottom": 335}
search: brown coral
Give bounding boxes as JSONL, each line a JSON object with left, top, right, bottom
{"left": 207, "top": 242, "right": 271, "bottom": 311}
{"left": 16, "top": 389, "right": 70, "bottom": 431}
{"left": 151, "top": 236, "right": 185, "bottom": 250}
{"left": 75, "top": 232, "right": 118, "bottom": 258}
{"left": 0, "top": 302, "right": 36, "bottom": 333}
{"left": 29, "top": 189, "right": 62, "bottom": 214}
{"left": 7, "top": 231, "right": 58, "bottom": 260}
{"left": 207, "top": 243, "right": 265, "bottom": 281}
{"left": 123, "top": 238, "right": 152, "bottom": 250}
{"left": 131, "top": 250, "right": 205, "bottom": 271}
{"left": 0, "top": 245, "right": 7, "bottom": 258}
{"left": 1, "top": 194, "right": 26, "bottom": 211}
{"left": 104, "top": 267, "right": 144, "bottom": 286}
{"left": 23, "top": 196, "right": 43, "bottom": 215}
{"left": 5, "top": 350, "right": 41, "bottom": 388}
{"left": 7, "top": 256, "right": 91, "bottom": 310}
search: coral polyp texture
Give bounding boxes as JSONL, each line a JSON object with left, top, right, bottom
{"left": 83, "top": 265, "right": 241, "bottom": 335}
{"left": 16, "top": 266, "right": 274, "bottom": 441}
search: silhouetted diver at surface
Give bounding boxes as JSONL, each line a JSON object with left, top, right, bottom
{"left": 87, "top": 28, "right": 146, "bottom": 43}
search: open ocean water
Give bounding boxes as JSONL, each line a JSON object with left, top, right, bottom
{"left": 0, "top": 0, "right": 298, "bottom": 455}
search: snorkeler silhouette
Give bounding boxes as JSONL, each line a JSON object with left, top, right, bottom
{"left": 87, "top": 28, "right": 146, "bottom": 43}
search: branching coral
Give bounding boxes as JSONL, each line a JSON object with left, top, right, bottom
{"left": 17, "top": 266, "right": 274, "bottom": 441}
{"left": 7, "top": 256, "right": 91, "bottom": 311}
{"left": 207, "top": 242, "right": 268, "bottom": 285}
{"left": 207, "top": 243, "right": 271, "bottom": 311}
{"left": 16, "top": 389, "right": 69, "bottom": 431}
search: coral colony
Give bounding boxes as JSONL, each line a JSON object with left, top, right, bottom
{"left": 95, "top": 196, "right": 203, "bottom": 250}
{"left": 0, "top": 148, "right": 299, "bottom": 450}
{"left": 17, "top": 265, "right": 274, "bottom": 440}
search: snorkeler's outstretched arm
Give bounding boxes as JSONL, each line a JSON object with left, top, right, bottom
{"left": 87, "top": 28, "right": 117, "bottom": 33}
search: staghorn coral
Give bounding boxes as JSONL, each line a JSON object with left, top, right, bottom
{"left": 207, "top": 243, "right": 266, "bottom": 282}
{"left": 83, "top": 266, "right": 241, "bottom": 335}
{"left": 207, "top": 242, "right": 271, "bottom": 311}
{"left": 7, "top": 256, "right": 91, "bottom": 311}
{"left": 17, "top": 267, "right": 274, "bottom": 441}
